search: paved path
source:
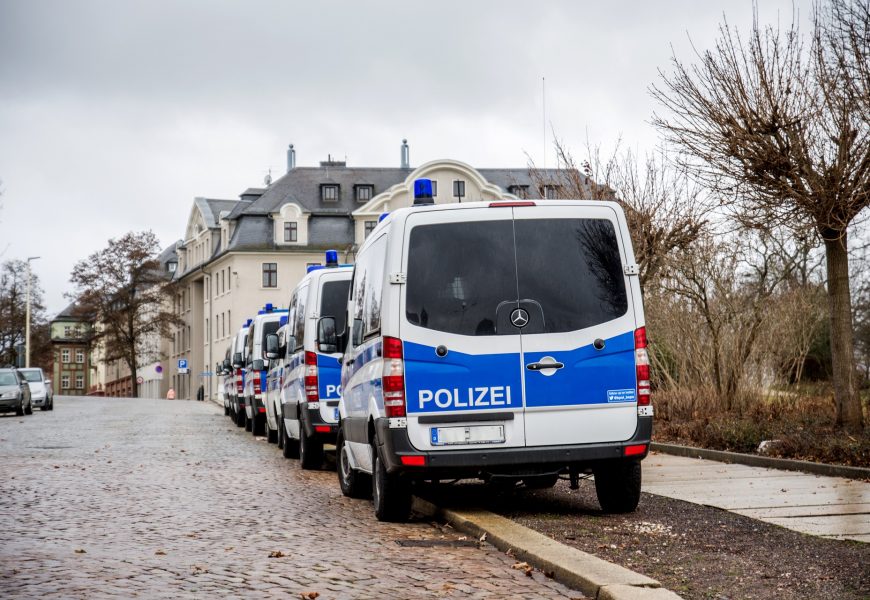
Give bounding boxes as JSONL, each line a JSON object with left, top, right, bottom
{"left": 643, "top": 452, "right": 870, "bottom": 542}
{"left": 0, "top": 396, "right": 579, "bottom": 599}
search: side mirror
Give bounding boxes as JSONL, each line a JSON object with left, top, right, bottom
{"left": 352, "top": 319, "right": 364, "bottom": 347}
{"left": 265, "top": 333, "right": 280, "bottom": 359}
{"left": 252, "top": 359, "right": 265, "bottom": 372}
{"left": 232, "top": 352, "right": 243, "bottom": 368}
{"left": 287, "top": 335, "right": 298, "bottom": 353}
{"left": 317, "top": 317, "right": 338, "bottom": 353}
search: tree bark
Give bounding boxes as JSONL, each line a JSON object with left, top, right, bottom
{"left": 823, "top": 231, "right": 863, "bottom": 430}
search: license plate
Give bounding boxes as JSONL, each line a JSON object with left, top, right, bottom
{"left": 430, "top": 425, "right": 505, "bottom": 446}
{"left": 333, "top": 408, "right": 340, "bottom": 421}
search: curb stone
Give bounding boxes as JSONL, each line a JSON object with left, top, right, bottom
{"left": 412, "top": 498, "right": 684, "bottom": 600}
{"left": 651, "top": 442, "right": 870, "bottom": 480}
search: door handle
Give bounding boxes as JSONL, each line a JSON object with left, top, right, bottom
{"left": 526, "top": 361, "right": 564, "bottom": 371}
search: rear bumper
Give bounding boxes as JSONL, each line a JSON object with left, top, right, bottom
{"left": 375, "top": 416, "right": 653, "bottom": 477}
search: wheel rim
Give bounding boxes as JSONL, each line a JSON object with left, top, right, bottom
{"left": 373, "top": 455, "right": 383, "bottom": 508}
{"left": 340, "top": 443, "right": 352, "bottom": 484}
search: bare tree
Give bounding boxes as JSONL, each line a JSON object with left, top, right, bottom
{"left": 531, "top": 139, "right": 710, "bottom": 290}
{"left": 651, "top": 2, "right": 869, "bottom": 429}
{"left": 69, "top": 231, "right": 180, "bottom": 398}
{"left": 0, "top": 259, "right": 47, "bottom": 367}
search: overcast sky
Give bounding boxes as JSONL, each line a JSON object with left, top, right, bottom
{"left": 0, "top": 0, "right": 812, "bottom": 315}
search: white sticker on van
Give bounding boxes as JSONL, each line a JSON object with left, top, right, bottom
{"left": 607, "top": 389, "right": 636, "bottom": 403}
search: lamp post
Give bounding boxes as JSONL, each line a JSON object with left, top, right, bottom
{"left": 25, "top": 256, "right": 40, "bottom": 368}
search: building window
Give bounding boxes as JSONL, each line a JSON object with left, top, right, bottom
{"left": 431, "top": 180, "right": 438, "bottom": 196}
{"left": 206, "top": 318, "right": 210, "bottom": 342}
{"left": 75, "top": 349, "right": 84, "bottom": 364}
{"left": 542, "top": 185, "right": 559, "bottom": 199}
{"left": 284, "top": 221, "right": 298, "bottom": 242}
{"left": 228, "top": 310, "right": 231, "bottom": 332}
{"left": 75, "top": 375, "right": 84, "bottom": 390}
{"left": 168, "top": 261, "right": 177, "bottom": 273}
{"left": 61, "top": 375, "right": 70, "bottom": 390}
{"left": 364, "top": 220, "right": 378, "bottom": 238}
{"left": 262, "top": 263, "right": 278, "bottom": 287}
{"left": 64, "top": 326, "right": 72, "bottom": 337}
{"left": 355, "top": 185, "right": 374, "bottom": 202}
{"left": 321, "top": 185, "right": 339, "bottom": 202}
{"left": 509, "top": 185, "right": 529, "bottom": 199}
{"left": 62, "top": 349, "right": 70, "bottom": 363}
{"left": 453, "top": 180, "right": 466, "bottom": 200}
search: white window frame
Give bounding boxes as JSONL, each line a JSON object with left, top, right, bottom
{"left": 75, "top": 349, "right": 84, "bottom": 363}
{"left": 62, "top": 349, "right": 70, "bottom": 363}
{"left": 61, "top": 375, "right": 70, "bottom": 390}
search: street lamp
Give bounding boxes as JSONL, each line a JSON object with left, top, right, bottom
{"left": 25, "top": 256, "right": 40, "bottom": 368}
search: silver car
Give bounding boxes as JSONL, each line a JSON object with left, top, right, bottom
{"left": 19, "top": 368, "right": 52, "bottom": 411}
{"left": 0, "top": 368, "right": 32, "bottom": 416}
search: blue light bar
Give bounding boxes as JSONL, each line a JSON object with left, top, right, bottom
{"left": 279, "top": 315, "right": 288, "bottom": 326}
{"left": 413, "top": 178, "right": 434, "bottom": 205}
{"left": 378, "top": 212, "right": 389, "bottom": 222}
{"left": 264, "top": 303, "right": 274, "bottom": 311}
{"left": 325, "top": 249, "right": 339, "bottom": 267}
{"left": 245, "top": 319, "right": 252, "bottom": 327}
{"left": 307, "top": 264, "right": 323, "bottom": 273}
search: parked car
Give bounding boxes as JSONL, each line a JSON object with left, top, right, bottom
{"left": 44, "top": 378, "right": 54, "bottom": 410}
{"left": 19, "top": 367, "right": 52, "bottom": 411}
{"left": 243, "top": 305, "right": 287, "bottom": 435}
{"left": 267, "top": 252, "right": 352, "bottom": 467}
{"left": 0, "top": 368, "right": 33, "bottom": 416}
{"left": 337, "top": 181, "right": 652, "bottom": 521}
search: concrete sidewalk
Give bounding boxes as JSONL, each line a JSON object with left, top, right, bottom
{"left": 643, "top": 452, "right": 870, "bottom": 542}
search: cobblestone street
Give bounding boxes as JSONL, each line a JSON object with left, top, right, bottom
{"left": 0, "top": 396, "right": 578, "bottom": 599}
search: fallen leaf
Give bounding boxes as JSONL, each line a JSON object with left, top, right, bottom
{"left": 268, "top": 551, "right": 286, "bottom": 558}
{"left": 299, "top": 593, "right": 319, "bottom": 599}
{"left": 511, "top": 562, "right": 530, "bottom": 570}
{"left": 155, "top": 550, "right": 166, "bottom": 556}
{"left": 74, "top": 548, "right": 86, "bottom": 554}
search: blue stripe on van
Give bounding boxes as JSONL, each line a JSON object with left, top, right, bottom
{"left": 523, "top": 330, "right": 636, "bottom": 408}
{"left": 403, "top": 341, "right": 522, "bottom": 414}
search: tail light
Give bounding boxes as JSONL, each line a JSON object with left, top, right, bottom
{"left": 382, "top": 337, "right": 406, "bottom": 418}
{"left": 305, "top": 351, "right": 319, "bottom": 402}
{"left": 635, "top": 327, "right": 650, "bottom": 406}
{"left": 236, "top": 370, "right": 243, "bottom": 394}
{"left": 253, "top": 370, "right": 262, "bottom": 395}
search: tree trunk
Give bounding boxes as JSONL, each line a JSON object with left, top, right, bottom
{"left": 823, "top": 232, "right": 863, "bottom": 430}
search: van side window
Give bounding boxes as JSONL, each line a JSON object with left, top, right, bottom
{"left": 286, "top": 290, "right": 298, "bottom": 353}
{"left": 294, "top": 284, "right": 309, "bottom": 351}
{"left": 351, "top": 235, "right": 387, "bottom": 346}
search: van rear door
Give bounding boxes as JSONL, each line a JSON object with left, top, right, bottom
{"left": 400, "top": 208, "right": 526, "bottom": 451}
{"left": 513, "top": 204, "right": 638, "bottom": 446}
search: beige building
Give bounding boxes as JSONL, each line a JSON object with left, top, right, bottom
{"left": 170, "top": 143, "right": 580, "bottom": 402}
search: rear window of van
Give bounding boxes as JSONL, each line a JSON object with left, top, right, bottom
{"left": 405, "top": 218, "right": 628, "bottom": 336}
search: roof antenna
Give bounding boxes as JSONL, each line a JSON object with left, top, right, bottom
{"left": 264, "top": 168, "right": 272, "bottom": 187}
{"left": 542, "top": 76, "right": 547, "bottom": 170}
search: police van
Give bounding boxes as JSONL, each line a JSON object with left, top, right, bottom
{"left": 268, "top": 251, "right": 352, "bottom": 469}
{"left": 263, "top": 316, "right": 289, "bottom": 444}
{"left": 229, "top": 323, "right": 251, "bottom": 427}
{"left": 336, "top": 180, "right": 653, "bottom": 521}
{"left": 243, "top": 305, "right": 287, "bottom": 436}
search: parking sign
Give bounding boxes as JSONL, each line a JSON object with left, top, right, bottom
{"left": 178, "top": 359, "right": 188, "bottom": 369}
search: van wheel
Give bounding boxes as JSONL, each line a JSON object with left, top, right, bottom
{"left": 235, "top": 410, "right": 245, "bottom": 427}
{"left": 372, "top": 448, "right": 411, "bottom": 522}
{"left": 299, "top": 430, "right": 323, "bottom": 470}
{"left": 523, "top": 473, "right": 559, "bottom": 489}
{"left": 252, "top": 414, "right": 265, "bottom": 436}
{"left": 266, "top": 421, "right": 278, "bottom": 444}
{"left": 282, "top": 423, "right": 299, "bottom": 459}
{"left": 224, "top": 405, "right": 230, "bottom": 416}
{"left": 594, "top": 460, "right": 642, "bottom": 513}
{"left": 337, "top": 430, "right": 371, "bottom": 499}
{"left": 277, "top": 418, "right": 285, "bottom": 450}
{"left": 244, "top": 412, "right": 253, "bottom": 432}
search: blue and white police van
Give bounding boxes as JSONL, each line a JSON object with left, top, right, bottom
{"left": 229, "top": 322, "right": 251, "bottom": 427}
{"left": 243, "top": 305, "right": 287, "bottom": 436}
{"left": 270, "top": 251, "right": 353, "bottom": 469}
{"left": 336, "top": 179, "right": 653, "bottom": 521}
{"left": 263, "top": 315, "right": 289, "bottom": 444}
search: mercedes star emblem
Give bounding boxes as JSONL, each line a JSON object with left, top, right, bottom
{"left": 510, "top": 308, "right": 530, "bottom": 328}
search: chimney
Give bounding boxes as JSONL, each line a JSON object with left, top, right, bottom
{"left": 400, "top": 139, "right": 410, "bottom": 169}
{"left": 287, "top": 144, "right": 296, "bottom": 172}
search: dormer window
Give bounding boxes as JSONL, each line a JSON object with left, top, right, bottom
{"left": 168, "top": 261, "right": 177, "bottom": 273}
{"left": 284, "top": 221, "right": 298, "bottom": 242}
{"left": 508, "top": 185, "right": 529, "bottom": 199}
{"left": 453, "top": 180, "right": 466, "bottom": 201}
{"left": 541, "top": 184, "right": 560, "bottom": 199}
{"left": 355, "top": 185, "right": 374, "bottom": 202}
{"left": 321, "top": 184, "right": 339, "bottom": 202}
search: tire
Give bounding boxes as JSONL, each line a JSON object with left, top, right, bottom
{"left": 594, "top": 460, "right": 642, "bottom": 513}
{"left": 266, "top": 420, "right": 278, "bottom": 444}
{"left": 277, "top": 417, "right": 285, "bottom": 450}
{"left": 523, "top": 474, "right": 560, "bottom": 489}
{"left": 252, "top": 413, "right": 265, "bottom": 436}
{"left": 48, "top": 399, "right": 53, "bottom": 411}
{"left": 16, "top": 400, "right": 24, "bottom": 416}
{"left": 41, "top": 405, "right": 49, "bottom": 411}
{"left": 244, "top": 411, "right": 253, "bottom": 432}
{"left": 337, "top": 430, "right": 371, "bottom": 499}
{"left": 235, "top": 409, "right": 245, "bottom": 428}
{"left": 24, "top": 400, "right": 32, "bottom": 415}
{"left": 224, "top": 405, "right": 230, "bottom": 416}
{"left": 372, "top": 448, "right": 412, "bottom": 522}
{"left": 299, "top": 428, "right": 323, "bottom": 470}
{"left": 282, "top": 420, "right": 299, "bottom": 459}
